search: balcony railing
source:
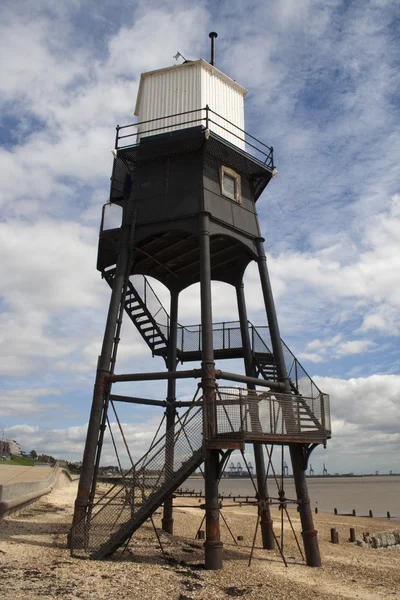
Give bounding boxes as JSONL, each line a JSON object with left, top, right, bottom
{"left": 204, "top": 387, "right": 331, "bottom": 445}
{"left": 115, "top": 106, "right": 274, "bottom": 170}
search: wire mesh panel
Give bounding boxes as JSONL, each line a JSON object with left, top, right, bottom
{"left": 175, "top": 321, "right": 243, "bottom": 353}
{"left": 71, "top": 404, "right": 203, "bottom": 559}
{"left": 281, "top": 341, "right": 322, "bottom": 401}
{"left": 249, "top": 325, "right": 273, "bottom": 353}
{"left": 206, "top": 387, "right": 331, "bottom": 446}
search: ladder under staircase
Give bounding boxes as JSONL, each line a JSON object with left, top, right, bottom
{"left": 71, "top": 404, "right": 203, "bottom": 559}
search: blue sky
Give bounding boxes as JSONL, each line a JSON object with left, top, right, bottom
{"left": 0, "top": 0, "right": 399, "bottom": 474}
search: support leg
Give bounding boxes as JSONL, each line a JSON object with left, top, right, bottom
{"left": 236, "top": 282, "right": 274, "bottom": 550}
{"left": 162, "top": 290, "right": 179, "bottom": 534}
{"left": 200, "top": 213, "right": 222, "bottom": 570}
{"left": 254, "top": 444, "right": 275, "bottom": 549}
{"left": 290, "top": 445, "right": 321, "bottom": 567}
{"left": 204, "top": 449, "right": 222, "bottom": 570}
{"left": 255, "top": 238, "right": 290, "bottom": 391}
{"left": 255, "top": 238, "right": 322, "bottom": 566}
{"left": 71, "top": 220, "right": 132, "bottom": 533}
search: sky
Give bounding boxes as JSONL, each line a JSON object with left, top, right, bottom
{"left": 0, "top": 0, "right": 399, "bottom": 475}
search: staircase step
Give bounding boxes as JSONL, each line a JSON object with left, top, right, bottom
{"left": 143, "top": 334, "right": 162, "bottom": 341}
{"left": 139, "top": 325, "right": 155, "bottom": 332}
{"left": 104, "top": 272, "right": 169, "bottom": 353}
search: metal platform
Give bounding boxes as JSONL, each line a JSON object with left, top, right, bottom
{"left": 206, "top": 387, "right": 331, "bottom": 447}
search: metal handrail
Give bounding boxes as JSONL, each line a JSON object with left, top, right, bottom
{"left": 114, "top": 106, "right": 274, "bottom": 169}
{"left": 281, "top": 339, "right": 324, "bottom": 395}
{"left": 133, "top": 275, "right": 170, "bottom": 333}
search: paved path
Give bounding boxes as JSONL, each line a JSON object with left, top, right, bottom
{"left": 0, "top": 465, "right": 53, "bottom": 485}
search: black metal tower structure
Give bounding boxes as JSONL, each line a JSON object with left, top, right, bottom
{"left": 70, "top": 44, "right": 331, "bottom": 570}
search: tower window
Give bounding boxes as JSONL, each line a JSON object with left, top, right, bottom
{"left": 220, "top": 166, "right": 241, "bottom": 203}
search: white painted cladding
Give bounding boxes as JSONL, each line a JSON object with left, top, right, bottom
{"left": 135, "top": 59, "right": 247, "bottom": 149}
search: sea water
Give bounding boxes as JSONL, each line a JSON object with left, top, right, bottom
{"left": 183, "top": 475, "right": 400, "bottom": 518}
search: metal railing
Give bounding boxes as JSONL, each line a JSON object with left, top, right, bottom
{"left": 131, "top": 275, "right": 170, "bottom": 334}
{"left": 206, "top": 387, "right": 331, "bottom": 444}
{"left": 124, "top": 275, "right": 323, "bottom": 402}
{"left": 115, "top": 106, "right": 274, "bottom": 169}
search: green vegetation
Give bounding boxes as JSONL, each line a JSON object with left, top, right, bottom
{"left": 1, "top": 455, "right": 35, "bottom": 466}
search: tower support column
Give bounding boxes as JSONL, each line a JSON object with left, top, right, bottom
{"left": 290, "top": 445, "right": 321, "bottom": 567}
{"left": 255, "top": 238, "right": 321, "bottom": 567}
{"left": 71, "top": 218, "right": 133, "bottom": 531}
{"left": 255, "top": 238, "right": 290, "bottom": 388}
{"left": 236, "top": 282, "right": 274, "bottom": 550}
{"left": 162, "top": 290, "right": 179, "bottom": 534}
{"left": 200, "top": 213, "right": 223, "bottom": 571}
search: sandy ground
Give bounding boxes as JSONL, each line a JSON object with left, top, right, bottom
{"left": 0, "top": 481, "right": 399, "bottom": 600}
{"left": 0, "top": 465, "right": 53, "bottom": 485}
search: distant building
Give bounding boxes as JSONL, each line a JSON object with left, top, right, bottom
{"left": 7, "top": 440, "right": 22, "bottom": 456}
{"left": 0, "top": 440, "right": 11, "bottom": 456}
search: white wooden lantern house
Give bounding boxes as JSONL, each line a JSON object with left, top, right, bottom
{"left": 134, "top": 59, "right": 247, "bottom": 149}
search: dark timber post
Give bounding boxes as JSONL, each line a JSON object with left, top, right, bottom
{"left": 200, "top": 213, "right": 222, "bottom": 570}
{"left": 162, "top": 290, "right": 179, "bottom": 534}
{"left": 255, "top": 238, "right": 321, "bottom": 567}
{"left": 236, "top": 282, "right": 275, "bottom": 550}
{"left": 71, "top": 208, "right": 133, "bottom": 531}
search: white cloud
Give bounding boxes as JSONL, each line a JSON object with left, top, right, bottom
{"left": 315, "top": 374, "right": 400, "bottom": 435}
{"left": 296, "top": 352, "right": 325, "bottom": 364}
{"left": 335, "top": 340, "right": 376, "bottom": 356}
{"left": 5, "top": 415, "right": 163, "bottom": 464}
{"left": 0, "top": 388, "right": 62, "bottom": 417}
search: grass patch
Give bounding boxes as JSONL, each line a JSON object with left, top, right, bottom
{"left": 1, "top": 455, "right": 35, "bottom": 466}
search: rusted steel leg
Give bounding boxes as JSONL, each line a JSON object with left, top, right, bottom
{"left": 162, "top": 290, "right": 179, "bottom": 534}
{"left": 254, "top": 444, "right": 275, "bottom": 549}
{"left": 255, "top": 239, "right": 291, "bottom": 392}
{"left": 70, "top": 220, "right": 132, "bottom": 539}
{"left": 204, "top": 449, "right": 223, "bottom": 570}
{"left": 200, "top": 213, "right": 222, "bottom": 570}
{"left": 290, "top": 445, "right": 321, "bottom": 567}
{"left": 236, "top": 281, "right": 275, "bottom": 550}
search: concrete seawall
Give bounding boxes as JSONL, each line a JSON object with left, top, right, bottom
{"left": 0, "top": 462, "right": 75, "bottom": 517}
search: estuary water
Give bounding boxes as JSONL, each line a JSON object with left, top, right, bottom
{"left": 183, "top": 475, "right": 400, "bottom": 519}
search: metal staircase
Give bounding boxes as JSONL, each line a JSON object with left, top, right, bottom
{"left": 104, "top": 270, "right": 327, "bottom": 426}
{"left": 253, "top": 351, "right": 278, "bottom": 381}
{"left": 71, "top": 404, "right": 203, "bottom": 559}
{"left": 104, "top": 269, "right": 169, "bottom": 355}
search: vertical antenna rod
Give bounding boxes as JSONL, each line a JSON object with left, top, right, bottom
{"left": 209, "top": 32, "right": 218, "bottom": 66}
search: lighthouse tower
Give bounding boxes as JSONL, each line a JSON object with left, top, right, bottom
{"left": 70, "top": 35, "right": 331, "bottom": 570}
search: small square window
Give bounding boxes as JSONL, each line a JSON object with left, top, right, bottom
{"left": 224, "top": 174, "right": 236, "bottom": 198}
{"left": 220, "top": 166, "right": 241, "bottom": 203}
